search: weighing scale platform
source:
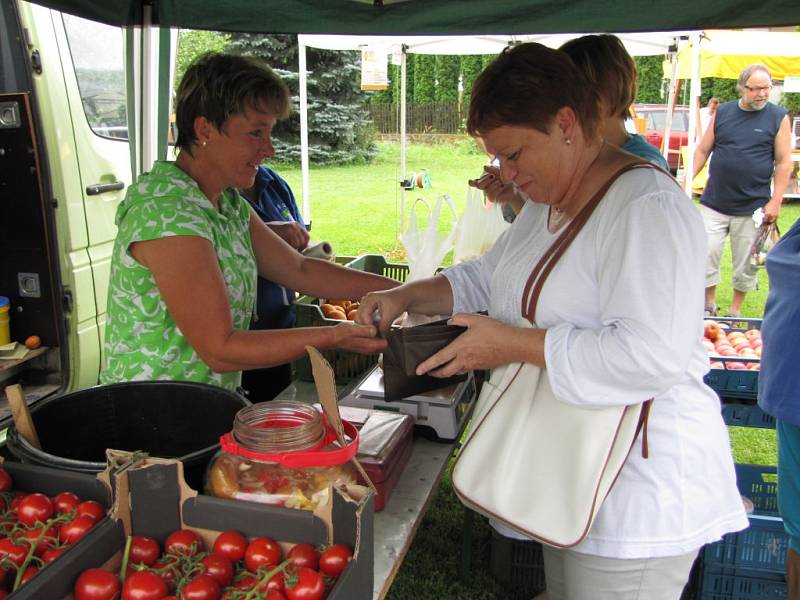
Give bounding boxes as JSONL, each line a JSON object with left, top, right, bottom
{"left": 339, "top": 365, "right": 476, "bottom": 442}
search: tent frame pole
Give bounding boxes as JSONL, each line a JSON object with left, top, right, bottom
{"left": 299, "top": 41, "right": 311, "bottom": 226}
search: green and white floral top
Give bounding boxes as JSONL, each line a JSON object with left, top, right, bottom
{"left": 100, "top": 161, "right": 257, "bottom": 391}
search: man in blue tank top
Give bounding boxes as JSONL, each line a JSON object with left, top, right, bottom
{"left": 693, "top": 64, "right": 792, "bottom": 317}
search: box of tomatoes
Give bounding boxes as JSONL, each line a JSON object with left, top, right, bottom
{"left": 62, "top": 454, "right": 374, "bottom": 600}
{"left": 0, "top": 459, "right": 120, "bottom": 600}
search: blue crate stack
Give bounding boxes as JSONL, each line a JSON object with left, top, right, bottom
{"left": 702, "top": 317, "right": 787, "bottom": 598}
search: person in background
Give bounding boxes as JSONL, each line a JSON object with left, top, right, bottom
{"left": 560, "top": 34, "right": 670, "bottom": 171}
{"left": 100, "top": 53, "right": 397, "bottom": 392}
{"left": 240, "top": 165, "right": 310, "bottom": 401}
{"left": 359, "top": 42, "right": 746, "bottom": 600}
{"left": 757, "top": 217, "right": 800, "bottom": 600}
{"left": 693, "top": 64, "right": 792, "bottom": 317}
{"left": 699, "top": 97, "right": 720, "bottom": 138}
{"left": 472, "top": 34, "right": 669, "bottom": 217}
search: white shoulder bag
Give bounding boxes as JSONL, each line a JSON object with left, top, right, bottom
{"left": 451, "top": 162, "right": 653, "bottom": 548}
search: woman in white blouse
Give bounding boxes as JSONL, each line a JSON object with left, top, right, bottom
{"left": 357, "top": 43, "right": 746, "bottom": 600}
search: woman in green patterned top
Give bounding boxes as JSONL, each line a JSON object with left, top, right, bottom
{"left": 100, "top": 53, "right": 397, "bottom": 392}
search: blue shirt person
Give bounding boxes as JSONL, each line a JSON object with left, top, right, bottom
{"left": 240, "top": 165, "right": 310, "bottom": 400}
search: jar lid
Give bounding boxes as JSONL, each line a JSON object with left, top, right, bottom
{"left": 220, "top": 418, "right": 359, "bottom": 468}
{"left": 0, "top": 297, "right": 8, "bottom": 309}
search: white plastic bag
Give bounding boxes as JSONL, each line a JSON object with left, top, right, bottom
{"left": 400, "top": 195, "right": 458, "bottom": 283}
{"left": 453, "top": 186, "right": 510, "bottom": 264}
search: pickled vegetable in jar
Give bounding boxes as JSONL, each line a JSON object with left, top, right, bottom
{"left": 206, "top": 401, "right": 359, "bottom": 511}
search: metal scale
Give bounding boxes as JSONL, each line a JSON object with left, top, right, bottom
{"left": 339, "top": 365, "right": 476, "bottom": 442}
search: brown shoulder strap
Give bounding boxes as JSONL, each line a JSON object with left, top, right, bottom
{"left": 521, "top": 162, "right": 656, "bottom": 322}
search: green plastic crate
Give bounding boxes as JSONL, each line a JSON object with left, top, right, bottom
{"left": 293, "top": 255, "right": 411, "bottom": 383}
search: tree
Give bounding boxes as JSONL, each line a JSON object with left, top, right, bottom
{"left": 434, "top": 56, "right": 460, "bottom": 103}
{"left": 460, "top": 55, "right": 485, "bottom": 112}
{"left": 225, "top": 33, "right": 377, "bottom": 165}
{"left": 412, "top": 55, "right": 436, "bottom": 104}
{"left": 634, "top": 55, "right": 666, "bottom": 104}
{"left": 175, "top": 30, "right": 230, "bottom": 92}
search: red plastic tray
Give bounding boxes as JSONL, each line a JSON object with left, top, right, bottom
{"left": 338, "top": 406, "right": 414, "bottom": 511}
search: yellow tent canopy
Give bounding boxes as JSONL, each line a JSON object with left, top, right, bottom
{"left": 664, "top": 29, "right": 800, "bottom": 80}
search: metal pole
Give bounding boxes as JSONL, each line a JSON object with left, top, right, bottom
{"left": 299, "top": 42, "right": 311, "bottom": 225}
{"left": 684, "top": 32, "right": 702, "bottom": 196}
{"left": 399, "top": 46, "right": 407, "bottom": 238}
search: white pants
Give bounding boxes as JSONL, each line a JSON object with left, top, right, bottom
{"left": 542, "top": 545, "right": 698, "bottom": 600}
{"left": 701, "top": 204, "right": 758, "bottom": 292}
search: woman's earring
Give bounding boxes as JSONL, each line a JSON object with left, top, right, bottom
{"left": 565, "top": 138, "right": 571, "bottom": 145}
{"left": 202, "top": 141, "right": 207, "bottom": 148}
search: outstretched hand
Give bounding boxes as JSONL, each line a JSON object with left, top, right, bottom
{"left": 416, "top": 313, "right": 513, "bottom": 378}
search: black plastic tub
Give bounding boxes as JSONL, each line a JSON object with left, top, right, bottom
{"left": 5, "top": 381, "right": 249, "bottom": 489}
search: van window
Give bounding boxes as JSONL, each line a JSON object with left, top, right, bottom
{"left": 63, "top": 14, "right": 128, "bottom": 140}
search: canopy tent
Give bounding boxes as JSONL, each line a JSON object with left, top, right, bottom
{"left": 669, "top": 29, "right": 800, "bottom": 80}
{"left": 24, "top": 0, "right": 800, "bottom": 203}
{"left": 24, "top": 0, "right": 800, "bottom": 35}
{"left": 297, "top": 32, "right": 685, "bottom": 227}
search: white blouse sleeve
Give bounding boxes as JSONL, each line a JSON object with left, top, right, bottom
{"left": 441, "top": 220, "right": 513, "bottom": 314}
{"left": 544, "top": 186, "right": 708, "bottom": 408}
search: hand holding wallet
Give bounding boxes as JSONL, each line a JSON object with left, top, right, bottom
{"left": 382, "top": 316, "right": 468, "bottom": 401}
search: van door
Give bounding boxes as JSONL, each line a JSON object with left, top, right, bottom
{"left": 1, "top": 1, "right": 130, "bottom": 395}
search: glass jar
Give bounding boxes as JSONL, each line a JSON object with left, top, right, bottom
{"left": 205, "top": 401, "right": 358, "bottom": 511}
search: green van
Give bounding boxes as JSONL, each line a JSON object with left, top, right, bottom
{"left": 1, "top": 0, "right": 131, "bottom": 400}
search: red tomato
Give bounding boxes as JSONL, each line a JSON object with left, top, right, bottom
{"left": 212, "top": 530, "right": 247, "bottom": 563}
{"left": 17, "top": 493, "right": 54, "bottom": 527}
{"left": 265, "top": 592, "right": 287, "bottom": 600}
{"left": 77, "top": 500, "right": 106, "bottom": 522}
{"left": 263, "top": 571, "right": 286, "bottom": 594}
{"left": 287, "top": 543, "right": 320, "bottom": 571}
{"left": 0, "top": 537, "right": 29, "bottom": 566}
{"left": 130, "top": 535, "right": 161, "bottom": 566}
{"left": 178, "top": 573, "right": 220, "bottom": 600}
{"left": 53, "top": 491, "right": 81, "bottom": 514}
{"left": 60, "top": 515, "right": 97, "bottom": 544}
{"left": 19, "top": 565, "right": 38, "bottom": 585}
{"left": 199, "top": 553, "right": 233, "bottom": 587}
{"left": 42, "top": 545, "right": 68, "bottom": 563}
{"left": 244, "top": 537, "right": 282, "bottom": 572}
{"left": 18, "top": 524, "right": 59, "bottom": 557}
{"left": 284, "top": 566, "right": 325, "bottom": 600}
{"left": 74, "top": 568, "right": 121, "bottom": 600}
{"left": 164, "top": 529, "right": 203, "bottom": 556}
{"left": 122, "top": 570, "right": 168, "bottom": 600}
{"left": 318, "top": 544, "right": 353, "bottom": 578}
{"left": 152, "top": 557, "right": 180, "bottom": 592}
{"left": 0, "top": 468, "right": 12, "bottom": 492}
{"left": 0, "top": 590, "right": 7, "bottom": 599}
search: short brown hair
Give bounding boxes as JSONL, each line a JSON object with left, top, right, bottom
{"left": 175, "top": 53, "right": 290, "bottom": 154}
{"left": 560, "top": 35, "right": 636, "bottom": 120}
{"left": 467, "top": 43, "right": 600, "bottom": 141}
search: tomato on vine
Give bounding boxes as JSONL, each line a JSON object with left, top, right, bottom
{"left": 74, "top": 567, "right": 121, "bottom": 600}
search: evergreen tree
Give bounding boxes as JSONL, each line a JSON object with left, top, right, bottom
{"left": 413, "top": 55, "right": 436, "bottom": 104}
{"left": 634, "top": 55, "right": 666, "bottom": 104}
{"left": 460, "top": 55, "right": 484, "bottom": 111}
{"left": 434, "top": 56, "right": 460, "bottom": 103}
{"left": 226, "top": 33, "right": 376, "bottom": 165}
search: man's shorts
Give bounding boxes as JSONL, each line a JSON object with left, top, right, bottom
{"left": 700, "top": 204, "right": 759, "bottom": 292}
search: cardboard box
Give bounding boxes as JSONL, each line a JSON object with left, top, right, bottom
{"left": 45, "top": 455, "right": 374, "bottom": 599}
{"left": 0, "top": 461, "right": 118, "bottom": 600}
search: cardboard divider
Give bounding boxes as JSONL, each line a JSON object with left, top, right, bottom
{"left": 42, "top": 451, "right": 374, "bottom": 599}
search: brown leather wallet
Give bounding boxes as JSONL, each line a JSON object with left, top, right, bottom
{"left": 382, "top": 317, "right": 468, "bottom": 401}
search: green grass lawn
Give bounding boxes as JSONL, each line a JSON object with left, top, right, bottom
{"left": 275, "top": 141, "right": 798, "bottom": 599}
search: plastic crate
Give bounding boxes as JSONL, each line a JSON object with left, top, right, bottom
{"left": 490, "top": 530, "right": 546, "bottom": 600}
{"left": 704, "top": 317, "right": 762, "bottom": 401}
{"left": 293, "top": 255, "right": 412, "bottom": 383}
{"left": 700, "top": 464, "right": 787, "bottom": 599}
{"left": 720, "top": 401, "right": 776, "bottom": 429}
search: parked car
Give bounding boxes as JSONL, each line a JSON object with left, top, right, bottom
{"left": 632, "top": 104, "right": 690, "bottom": 173}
